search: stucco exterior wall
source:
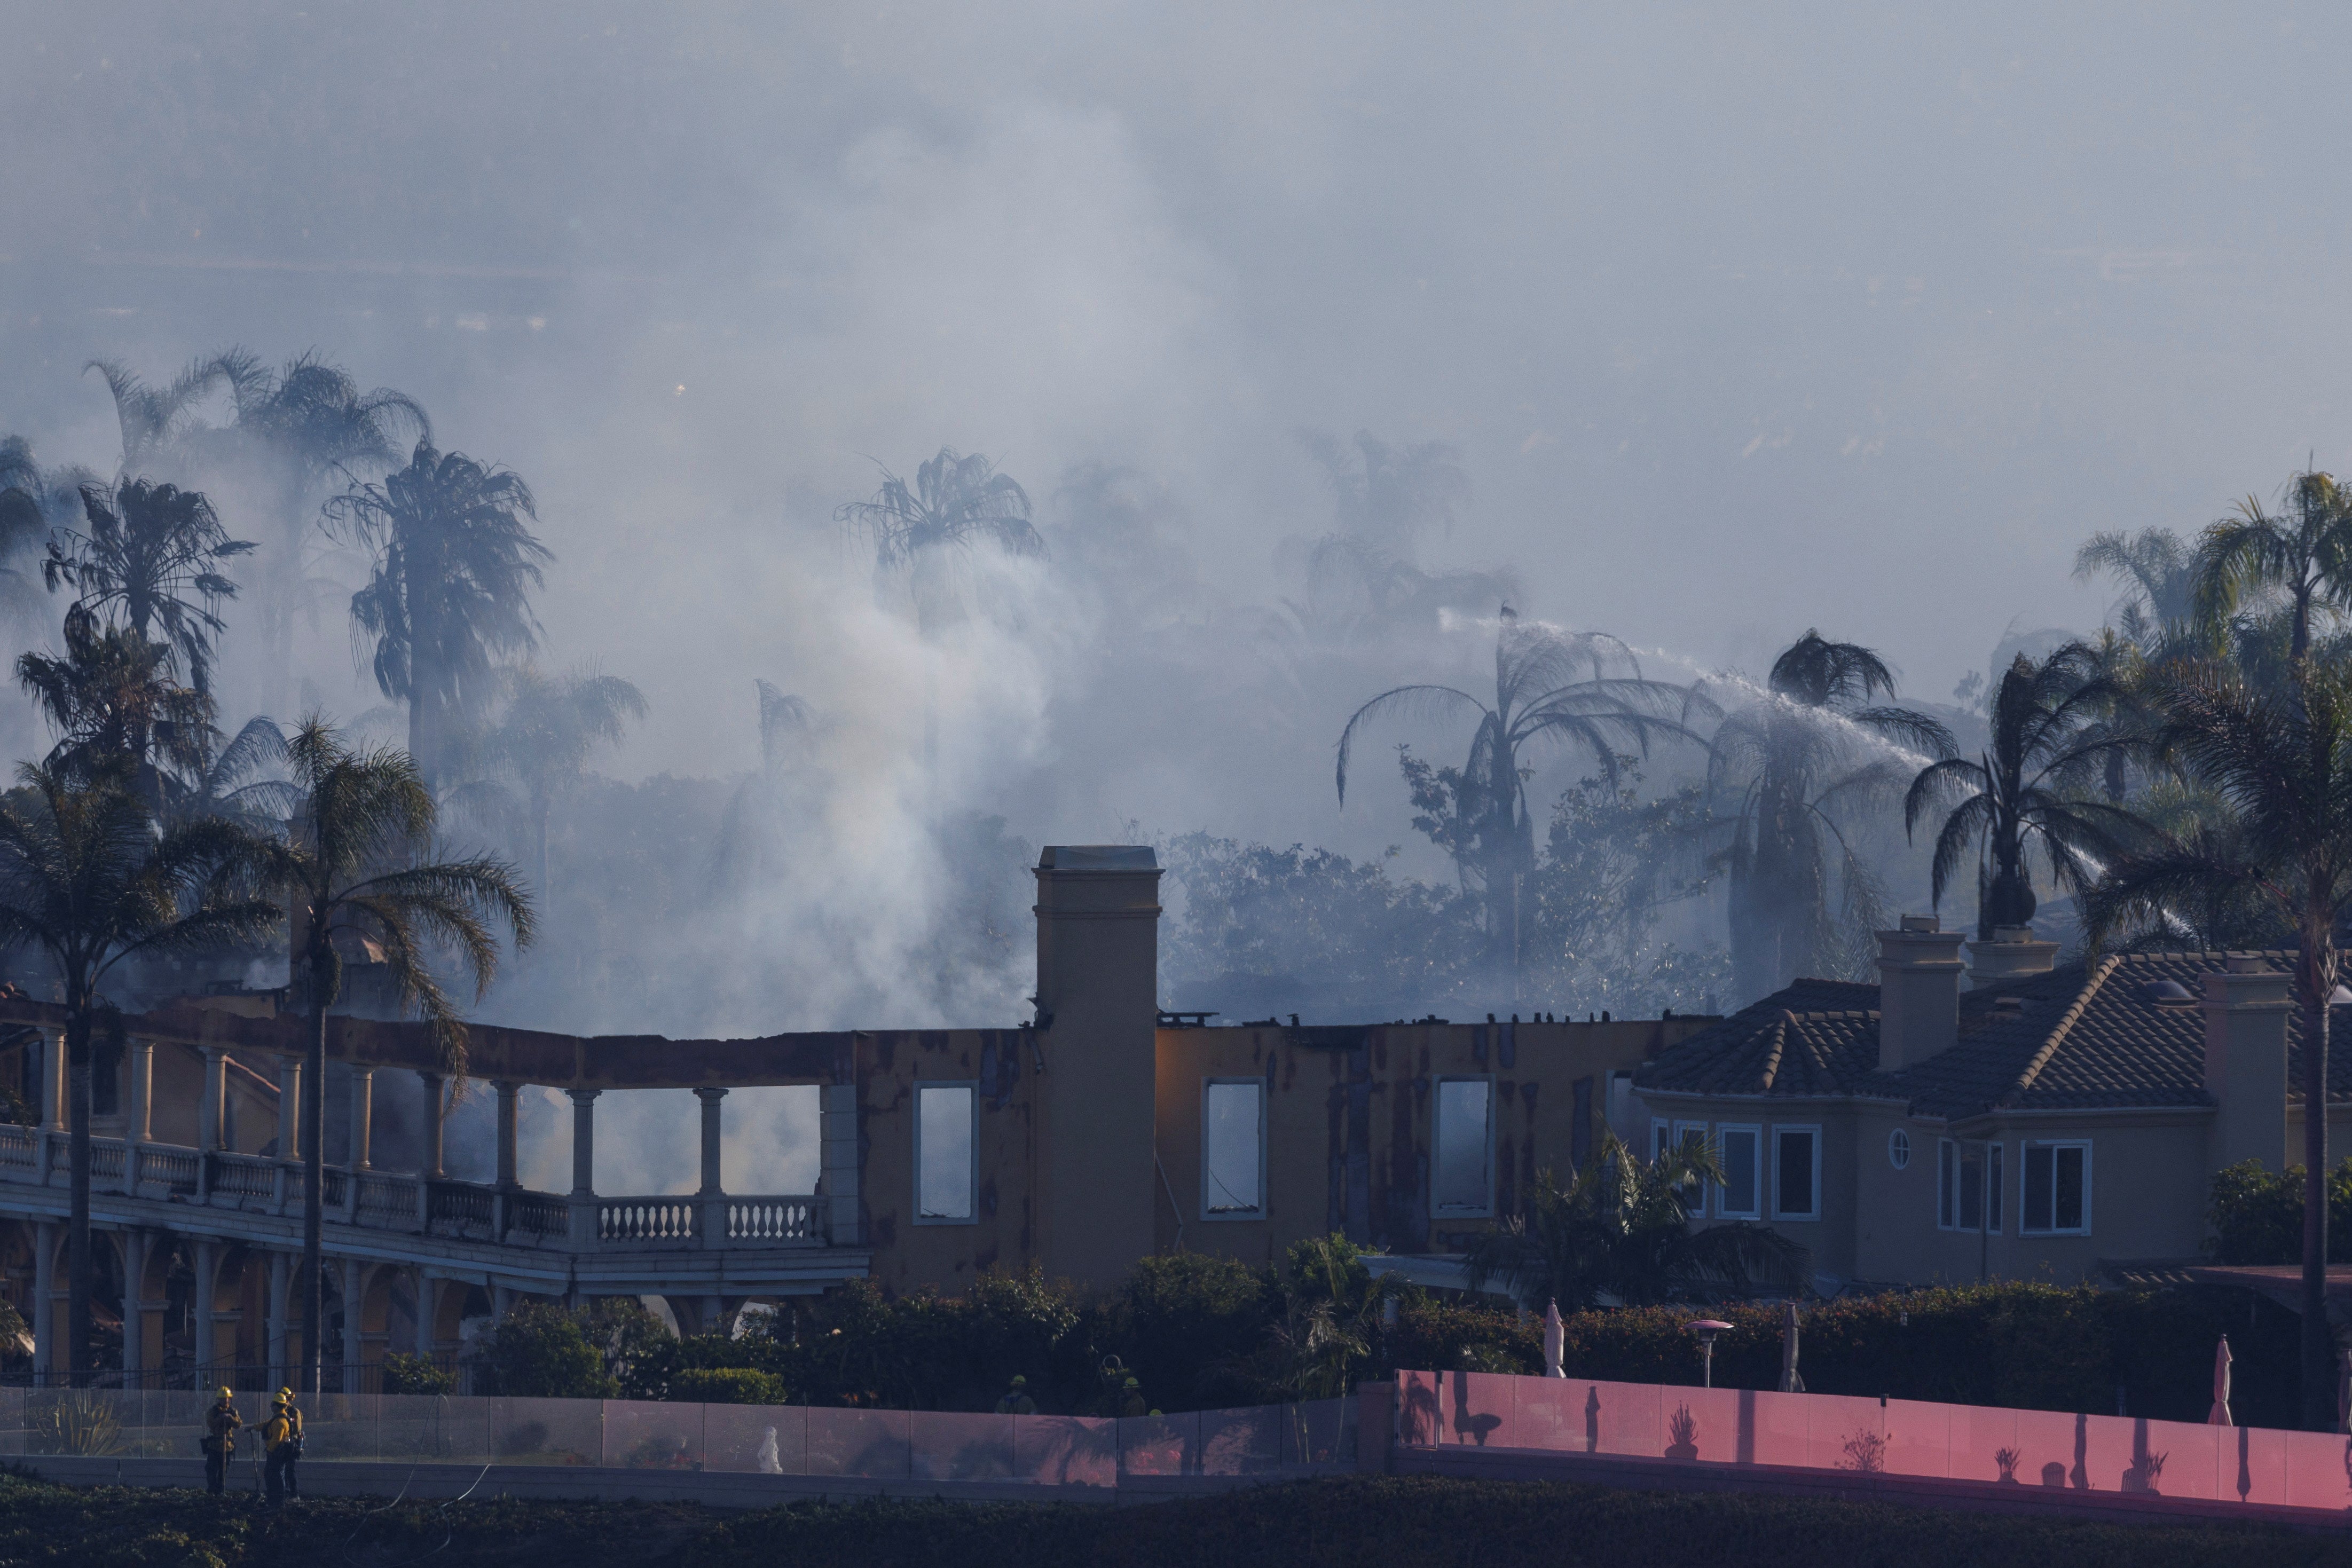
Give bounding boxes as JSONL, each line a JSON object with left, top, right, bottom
{"left": 856, "top": 1029, "right": 1039, "bottom": 1296}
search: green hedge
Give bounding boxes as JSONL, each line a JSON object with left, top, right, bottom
{"left": 1385, "top": 1282, "right": 2304, "bottom": 1428}
{"left": 2, "top": 1473, "right": 2344, "bottom": 1568}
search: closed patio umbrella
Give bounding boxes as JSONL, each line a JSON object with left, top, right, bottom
{"left": 1780, "top": 1301, "right": 1805, "bottom": 1393}
{"left": 1543, "top": 1300, "right": 1564, "bottom": 1378}
{"left": 2208, "top": 1335, "right": 2232, "bottom": 1427}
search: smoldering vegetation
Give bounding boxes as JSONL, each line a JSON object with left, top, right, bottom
{"left": 6, "top": 6, "right": 2352, "bottom": 1184}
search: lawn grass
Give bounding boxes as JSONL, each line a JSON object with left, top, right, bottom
{"left": 3, "top": 1471, "right": 2350, "bottom": 1567}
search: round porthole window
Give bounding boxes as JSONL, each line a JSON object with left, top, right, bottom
{"left": 1889, "top": 1129, "right": 1912, "bottom": 1170}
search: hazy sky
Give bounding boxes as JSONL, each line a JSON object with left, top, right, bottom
{"left": 5, "top": 1, "right": 2349, "bottom": 857}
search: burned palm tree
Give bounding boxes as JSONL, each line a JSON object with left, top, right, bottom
{"left": 84, "top": 356, "right": 236, "bottom": 477}
{"left": 484, "top": 665, "right": 647, "bottom": 899}
{"left": 1905, "top": 642, "right": 2141, "bottom": 939}
{"left": 1337, "top": 608, "right": 1704, "bottom": 991}
{"left": 2074, "top": 527, "right": 2208, "bottom": 651}
{"left": 18, "top": 604, "right": 212, "bottom": 805}
{"left": 1708, "top": 632, "right": 1954, "bottom": 1001}
{"left": 836, "top": 448, "right": 1040, "bottom": 803}
{"left": 44, "top": 479, "right": 255, "bottom": 695}
{"left": 328, "top": 441, "right": 552, "bottom": 791}
{"left": 711, "top": 680, "right": 814, "bottom": 894}
{"left": 1295, "top": 429, "right": 1470, "bottom": 556}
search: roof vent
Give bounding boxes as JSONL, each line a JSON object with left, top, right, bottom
{"left": 2331, "top": 985, "right": 2352, "bottom": 1007}
{"left": 2145, "top": 980, "right": 2197, "bottom": 1006}
{"left": 1992, "top": 995, "right": 2025, "bottom": 1013}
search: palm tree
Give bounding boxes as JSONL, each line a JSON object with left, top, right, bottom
{"left": 1708, "top": 632, "right": 1954, "bottom": 1000}
{"left": 2195, "top": 471, "right": 2352, "bottom": 668}
{"left": 837, "top": 449, "right": 1040, "bottom": 805}
{"left": 261, "top": 717, "right": 536, "bottom": 1393}
{"left": 17, "top": 604, "right": 211, "bottom": 804}
{"left": 2074, "top": 527, "right": 2208, "bottom": 649}
{"left": 84, "top": 356, "right": 234, "bottom": 477}
{"left": 206, "top": 351, "right": 430, "bottom": 715}
{"left": 2082, "top": 659, "right": 2352, "bottom": 1428}
{"left": 1295, "top": 429, "right": 1471, "bottom": 555}
{"left": 710, "top": 680, "right": 812, "bottom": 893}
{"left": 43, "top": 480, "right": 255, "bottom": 694}
{"left": 482, "top": 666, "right": 647, "bottom": 899}
{"left": 0, "top": 763, "right": 279, "bottom": 1383}
{"left": 1336, "top": 608, "right": 1704, "bottom": 988}
{"left": 326, "top": 442, "right": 553, "bottom": 791}
{"left": 0, "top": 439, "right": 85, "bottom": 617}
{"left": 174, "top": 716, "right": 300, "bottom": 834}
{"left": 1465, "top": 1134, "right": 1813, "bottom": 1309}
{"left": 1903, "top": 642, "right": 2141, "bottom": 939}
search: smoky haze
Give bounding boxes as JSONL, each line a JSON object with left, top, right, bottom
{"left": 4, "top": 5, "right": 2349, "bottom": 1183}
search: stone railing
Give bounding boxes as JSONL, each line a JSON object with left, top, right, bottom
{"left": 0, "top": 1129, "right": 832, "bottom": 1253}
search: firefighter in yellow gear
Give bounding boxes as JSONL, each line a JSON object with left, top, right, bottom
{"left": 202, "top": 1388, "right": 241, "bottom": 1495}
{"left": 993, "top": 1374, "right": 1036, "bottom": 1415}
{"left": 260, "top": 1389, "right": 303, "bottom": 1505}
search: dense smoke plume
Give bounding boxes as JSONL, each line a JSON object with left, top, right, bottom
{"left": 6, "top": 4, "right": 2352, "bottom": 1189}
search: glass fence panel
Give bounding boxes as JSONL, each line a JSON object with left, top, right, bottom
{"left": 139, "top": 1390, "right": 214, "bottom": 1464}
{"left": 2227, "top": 1423, "right": 2289, "bottom": 1508}
{"left": 1014, "top": 1414, "right": 1114, "bottom": 1486}
{"left": 806, "top": 1408, "right": 910, "bottom": 1479}
{"left": 1115, "top": 1412, "right": 1194, "bottom": 1476}
{"left": 298, "top": 1393, "right": 376, "bottom": 1462}
{"left": 704, "top": 1404, "right": 802, "bottom": 1475}
{"left": 2127, "top": 1417, "right": 2220, "bottom": 1500}
{"left": 1395, "top": 1372, "right": 1441, "bottom": 1447}
{"left": 1442, "top": 1373, "right": 1518, "bottom": 1449}
{"left": 1736, "top": 1388, "right": 1807, "bottom": 1468}
{"left": 378, "top": 1393, "right": 487, "bottom": 1463}
{"left": 0, "top": 1387, "right": 22, "bottom": 1458}
{"left": 2278, "top": 1427, "right": 2352, "bottom": 1511}
{"left": 1659, "top": 1387, "right": 1742, "bottom": 1464}
{"left": 1511, "top": 1378, "right": 1579, "bottom": 1453}
{"left": 1802, "top": 1393, "right": 1885, "bottom": 1475}
{"left": 1946, "top": 1399, "right": 2017, "bottom": 1485}
{"left": 908, "top": 1411, "right": 1015, "bottom": 1480}
{"left": 22, "top": 1389, "right": 142, "bottom": 1457}
{"left": 490, "top": 1396, "right": 603, "bottom": 1467}
{"left": 1198, "top": 1405, "right": 1281, "bottom": 1475}
{"left": 603, "top": 1399, "right": 704, "bottom": 1472}
{"left": 1881, "top": 1398, "right": 1952, "bottom": 1479}
{"left": 1280, "top": 1398, "right": 1355, "bottom": 1468}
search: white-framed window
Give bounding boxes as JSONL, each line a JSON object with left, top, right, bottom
{"left": 1672, "top": 1119, "right": 1711, "bottom": 1211}
{"left": 1937, "top": 1138, "right": 2004, "bottom": 1233}
{"left": 1716, "top": 1124, "right": 1762, "bottom": 1219}
{"left": 1887, "top": 1129, "right": 1910, "bottom": 1170}
{"left": 1649, "top": 1118, "right": 1670, "bottom": 1164}
{"left": 2020, "top": 1140, "right": 2090, "bottom": 1235}
{"left": 1201, "top": 1078, "right": 1267, "bottom": 1220}
{"left": 914, "top": 1081, "right": 977, "bottom": 1224}
{"left": 1432, "top": 1076, "right": 1496, "bottom": 1217}
{"left": 1772, "top": 1125, "right": 1820, "bottom": 1221}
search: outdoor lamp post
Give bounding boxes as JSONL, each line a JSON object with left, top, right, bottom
{"left": 1687, "top": 1319, "right": 1733, "bottom": 1389}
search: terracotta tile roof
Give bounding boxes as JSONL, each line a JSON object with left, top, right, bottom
{"left": 1634, "top": 949, "right": 2345, "bottom": 1121}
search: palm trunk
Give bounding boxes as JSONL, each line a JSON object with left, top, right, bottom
{"left": 64, "top": 1004, "right": 91, "bottom": 1388}
{"left": 303, "top": 983, "right": 327, "bottom": 1394}
{"left": 2301, "top": 929, "right": 2335, "bottom": 1430}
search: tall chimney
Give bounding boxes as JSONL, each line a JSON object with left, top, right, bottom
{"left": 1966, "top": 924, "right": 2060, "bottom": 991}
{"left": 1877, "top": 915, "right": 1966, "bottom": 1071}
{"left": 1033, "top": 846, "right": 1162, "bottom": 1291}
{"left": 2202, "top": 956, "right": 2291, "bottom": 1172}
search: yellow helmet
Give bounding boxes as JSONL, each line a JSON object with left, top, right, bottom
{"left": 217, "top": 1386, "right": 233, "bottom": 1400}
{"left": 277, "top": 1387, "right": 293, "bottom": 1400}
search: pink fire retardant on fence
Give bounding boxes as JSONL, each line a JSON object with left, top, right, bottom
{"left": 1396, "top": 1370, "right": 2352, "bottom": 1512}
{"left": 0, "top": 1389, "right": 1354, "bottom": 1486}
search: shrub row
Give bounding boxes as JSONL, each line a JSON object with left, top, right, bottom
{"left": 4, "top": 1473, "right": 2346, "bottom": 1568}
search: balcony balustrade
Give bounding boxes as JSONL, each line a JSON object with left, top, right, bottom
{"left": 0, "top": 1127, "right": 830, "bottom": 1253}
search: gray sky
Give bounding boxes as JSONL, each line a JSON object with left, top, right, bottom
{"left": 5, "top": 1, "right": 2348, "bottom": 860}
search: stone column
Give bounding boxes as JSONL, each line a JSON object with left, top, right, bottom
{"left": 341, "top": 1257, "right": 365, "bottom": 1396}
{"left": 696, "top": 1087, "right": 727, "bottom": 1248}
{"left": 349, "top": 1068, "right": 373, "bottom": 1170}
{"left": 412, "top": 1270, "right": 435, "bottom": 1358}
{"left": 120, "top": 1231, "right": 146, "bottom": 1386}
{"left": 418, "top": 1073, "right": 445, "bottom": 1179}
{"left": 31, "top": 1221, "right": 53, "bottom": 1382}
{"left": 494, "top": 1082, "right": 520, "bottom": 1188}
{"left": 127, "top": 1039, "right": 153, "bottom": 1144}
{"left": 192, "top": 1239, "right": 216, "bottom": 1376}
{"left": 276, "top": 1058, "right": 302, "bottom": 1161}
{"left": 199, "top": 1049, "right": 227, "bottom": 1153}
{"left": 40, "top": 1029, "right": 65, "bottom": 1132}
{"left": 819, "top": 1084, "right": 861, "bottom": 1246}
{"left": 266, "top": 1252, "right": 290, "bottom": 1391}
{"left": 567, "top": 1089, "right": 600, "bottom": 1244}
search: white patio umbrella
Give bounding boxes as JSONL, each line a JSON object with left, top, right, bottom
{"left": 1543, "top": 1300, "right": 1564, "bottom": 1378}
{"left": 2207, "top": 1334, "right": 2232, "bottom": 1427}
